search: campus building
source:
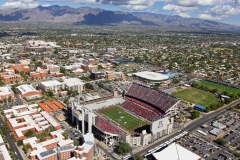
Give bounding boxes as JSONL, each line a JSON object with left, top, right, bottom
{"left": 17, "top": 85, "right": 42, "bottom": 100}
{"left": 39, "top": 80, "right": 62, "bottom": 92}
{"left": 38, "top": 100, "right": 65, "bottom": 113}
{"left": 81, "top": 64, "right": 98, "bottom": 72}
{"left": 90, "top": 72, "right": 105, "bottom": 80}
{"left": 48, "top": 65, "right": 60, "bottom": 74}
{"left": 19, "top": 59, "right": 31, "bottom": 65}
{"left": 24, "top": 40, "right": 61, "bottom": 52}
{"left": 0, "top": 134, "right": 11, "bottom": 160}
{"left": 23, "top": 132, "right": 95, "bottom": 160}
{"left": 30, "top": 67, "right": 47, "bottom": 80}
{"left": 62, "top": 78, "right": 85, "bottom": 93}
{"left": 0, "top": 86, "right": 15, "bottom": 104}
{"left": 23, "top": 129, "right": 74, "bottom": 160}
{"left": 10, "top": 64, "right": 30, "bottom": 73}
{"left": 4, "top": 104, "right": 60, "bottom": 141}
{"left": 105, "top": 71, "right": 125, "bottom": 80}
{"left": 0, "top": 72, "right": 21, "bottom": 83}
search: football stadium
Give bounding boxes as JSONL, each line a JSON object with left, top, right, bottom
{"left": 86, "top": 83, "right": 180, "bottom": 146}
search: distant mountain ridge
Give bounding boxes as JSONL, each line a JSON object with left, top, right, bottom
{"left": 0, "top": 5, "right": 239, "bottom": 31}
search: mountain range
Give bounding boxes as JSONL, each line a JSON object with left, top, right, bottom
{"left": 0, "top": 5, "right": 239, "bottom": 31}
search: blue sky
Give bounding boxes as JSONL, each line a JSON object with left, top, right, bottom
{"left": 0, "top": 0, "right": 240, "bottom": 25}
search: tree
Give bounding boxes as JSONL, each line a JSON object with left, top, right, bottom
{"left": 0, "top": 80, "right": 4, "bottom": 86}
{"left": 60, "top": 67, "right": 66, "bottom": 75}
{"left": 17, "top": 140, "right": 23, "bottom": 146}
{"left": 63, "top": 132, "right": 69, "bottom": 139}
{"left": 117, "top": 142, "right": 132, "bottom": 156}
{"left": 215, "top": 138, "right": 226, "bottom": 146}
{"left": 187, "top": 107, "right": 193, "bottom": 112}
{"left": 11, "top": 84, "right": 19, "bottom": 94}
{"left": 190, "top": 110, "right": 200, "bottom": 120}
{"left": 135, "top": 155, "right": 143, "bottom": 160}
{"left": 35, "top": 61, "right": 42, "bottom": 68}
{"left": 23, "top": 144, "right": 30, "bottom": 153}
{"left": 46, "top": 90, "right": 54, "bottom": 97}
{"left": 10, "top": 59, "right": 15, "bottom": 64}
{"left": 235, "top": 152, "right": 240, "bottom": 157}
{"left": 24, "top": 130, "right": 33, "bottom": 137}
{"left": 85, "top": 83, "right": 93, "bottom": 90}
{"left": 74, "top": 140, "right": 79, "bottom": 146}
{"left": 172, "top": 77, "right": 180, "bottom": 84}
{"left": 80, "top": 76, "right": 91, "bottom": 81}
{"left": 98, "top": 65, "right": 103, "bottom": 70}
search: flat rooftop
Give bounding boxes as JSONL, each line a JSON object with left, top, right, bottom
{"left": 83, "top": 97, "right": 125, "bottom": 111}
{"left": 23, "top": 129, "right": 74, "bottom": 157}
{"left": 212, "top": 121, "right": 226, "bottom": 129}
{"left": 40, "top": 80, "right": 62, "bottom": 87}
{"left": 17, "top": 85, "right": 38, "bottom": 94}
{"left": 0, "top": 87, "right": 13, "bottom": 96}
{"left": 0, "top": 144, "right": 12, "bottom": 160}
{"left": 63, "top": 78, "right": 85, "bottom": 86}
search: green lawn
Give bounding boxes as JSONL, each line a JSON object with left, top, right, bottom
{"left": 198, "top": 80, "right": 240, "bottom": 94}
{"left": 172, "top": 88, "right": 219, "bottom": 107}
{"left": 100, "top": 107, "right": 146, "bottom": 131}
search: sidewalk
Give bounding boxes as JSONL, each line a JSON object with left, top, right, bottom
{"left": 95, "top": 139, "right": 121, "bottom": 160}
{"left": 16, "top": 145, "right": 29, "bottom": 160}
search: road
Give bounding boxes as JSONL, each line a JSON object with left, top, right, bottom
{"left": 133, "top": 99, "right": 240, "bottom": 157}
{"left": 0, "top": 116, "right": 23, "bottom": 160}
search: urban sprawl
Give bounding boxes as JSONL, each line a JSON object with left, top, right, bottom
{"left": 0, "top": 23, "right": 240, "bottom": 160}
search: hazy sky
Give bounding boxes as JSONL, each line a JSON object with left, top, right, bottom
{"left": 0, "top": 0, "right": 240, "bottom": 25}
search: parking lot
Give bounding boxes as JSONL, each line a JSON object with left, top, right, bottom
{"left": 175, "top": 109, "right": 240, "bottom": 160}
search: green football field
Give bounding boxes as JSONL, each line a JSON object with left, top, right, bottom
{"left": 172, "top": 88, "right": 219, "bottom": 107}
{"left": 99, "top": 107, "right": 146, "bottom": 131}
{"left": 197, "top": 80, "right": 240, "bottom": 94}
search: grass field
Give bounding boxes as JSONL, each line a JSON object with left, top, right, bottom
{"left": 172, "top": 88, "right": 219, "bottom": 107}
{"left": 198, "top": 80, "right": 240, "bottom": 94}
{"left": 99, "top": 106, "right": 146, "bottom": 131}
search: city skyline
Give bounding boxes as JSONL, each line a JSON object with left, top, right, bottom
{"left": 0, "top": 0, "right": 240, "bottom": 26}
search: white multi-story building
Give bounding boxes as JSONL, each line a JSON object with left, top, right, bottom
{"left": 39, "top": 80, "right": 62, "bottom": 92}
{"left": 62, "top": 78, "right": 85, "bottom": 93}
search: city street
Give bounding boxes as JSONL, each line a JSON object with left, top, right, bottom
{"left": 133, "top": 99, "right": 240, "bottom": 157}
{"left": 0, "top": 116, "right": 23, "bottom": 160}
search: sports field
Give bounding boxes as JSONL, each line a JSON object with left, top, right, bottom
{"left": 99, "top": 106, "right": 146, "bottom": 131}
{"left": 172, "top": 88, "right": 219, "bottom": 107}
{"left": 197, "top": 80, "right": 240, "bottom": 94}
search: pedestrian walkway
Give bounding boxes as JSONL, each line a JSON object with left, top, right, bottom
{"left": 95, "top": 139, "right": 121, "bottom": 160}
{"left": 16, "top": 145, "right": 28, "bottom": 160}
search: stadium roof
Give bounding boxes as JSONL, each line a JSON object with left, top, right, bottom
{"left": 153, "top": 142, "right": 201, "bottom": 160}
{"left": 133, "top": 71, "right": 169, "bottom": 81}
